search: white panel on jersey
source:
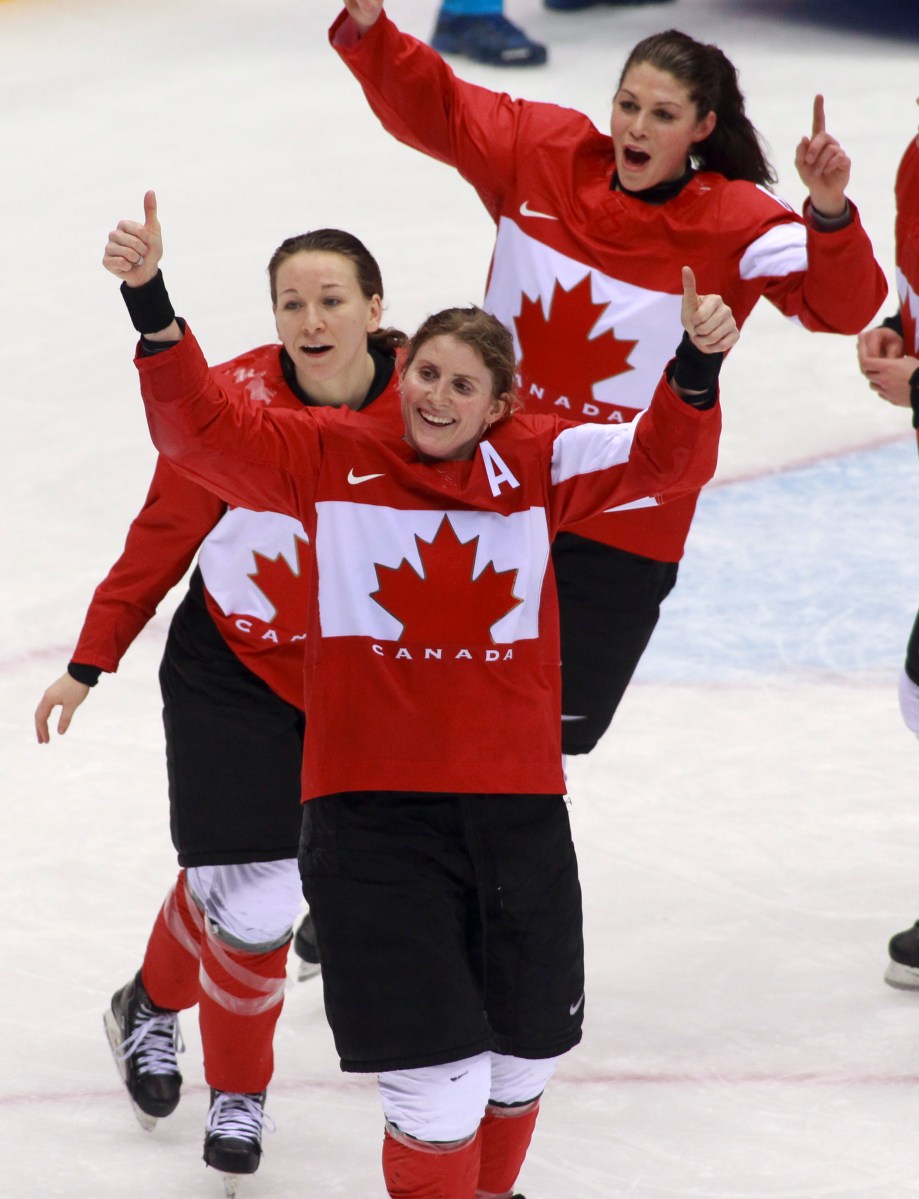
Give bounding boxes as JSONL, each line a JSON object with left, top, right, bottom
{"left": 738, "top": 222, "right": 808, "bottom": 281}
{"left": 197, "top": 507, "right": 310, "bottom": 620}
{"left": 313, "top": 502, "right": 550, "bottom": 643}
{"left": 550, "top": 419, "right": 639, "bottom": 484}
{"left": 484, "top": 217, "right": 683, "bottom": 414}
{"left": 896, "top": 267, "right": 919, "bottom": 353}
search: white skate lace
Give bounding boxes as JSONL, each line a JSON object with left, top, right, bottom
{"left": 116, "top": 1001, "right": 185, "bottom": 1076}
{"left": 206, "top": 1092, "right": 276, "bottom": 1144}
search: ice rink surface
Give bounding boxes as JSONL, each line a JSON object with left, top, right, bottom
{"left": 3, "top": 0, "right": 919, "bottom": 1194}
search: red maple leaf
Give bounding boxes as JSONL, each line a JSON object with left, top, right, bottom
{"left": 514, "top": 275, "right": 637, "bottom": 415}
{"left": 248, "top": 535, "right": 311, "bottom": 631}
{"left": 370, "top": 518, "right": 522, "bottom": 644}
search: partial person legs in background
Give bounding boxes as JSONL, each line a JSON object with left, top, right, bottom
{"left": 432, "top": 0, "right": 547, "bottom": 67}
{"left": 104, "top": 860, "right": 302, "bottom": 1180}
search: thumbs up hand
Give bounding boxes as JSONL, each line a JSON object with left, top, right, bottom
{"left": 680, "top": 266, "right": 738, "bottom": 355}
{"left": 103, "top": 189, "right": 162, "bottom": 287}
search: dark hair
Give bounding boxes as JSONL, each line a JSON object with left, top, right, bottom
{"left": 618, "top": 30, "right": 776, "bottom": 186}
{"left": 267, "top": 229, "right": 407, "bottom": 354}
{"left": 402, "top": 306, "right": 521, "bottom": 420}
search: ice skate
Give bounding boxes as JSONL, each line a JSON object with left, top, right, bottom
{"left": 103, "top": 970, "right": 184, "bottom": 1131}
{"left": 293, "top": 911, "right": 321, "bottom": 981}
{"left": 203, "top": 1088, "right": 274, "bottom": 1189}
{"left": 885, "top": 920, "right": 919, "bottom": 989}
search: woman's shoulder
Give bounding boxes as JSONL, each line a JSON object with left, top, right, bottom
{"left": 211, "top": 343, "right": 297, "bottom": 407}
{"left": 685, "top": 172, "right": 800, "bottom": 233}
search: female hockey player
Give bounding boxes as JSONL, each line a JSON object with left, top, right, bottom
{"left": 857, "top": 112, "right": 919, "bottom": 991}
{"left": 109, "top": 191, "right": 730, "bottom": 1199}
{"left": 329, "top": 0, "right": 887, "bottom": 764}
{"left": 34, "top": 196, "right": 405, "bottom": 1184}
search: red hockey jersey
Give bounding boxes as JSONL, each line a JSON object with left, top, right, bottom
{"left": 331, "top": 9, "right": 887, "bottom": 561}
{"left": 895, "top": 136, "right": 919, "bottom": 360}
{"left": 136, "top": 327, "right": 720, "bottom": 799}
{"left": 73, "top": 343, "right": 399, "bottom": 709}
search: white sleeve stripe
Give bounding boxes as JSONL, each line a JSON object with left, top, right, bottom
{"left": 738, "top": 223, "right": 808, "bottom": 280}
{"left": 550, "top": 417, "right": 640, "bottom": 485}
{"left": 604, "top": 495, "right": 660, "bottom": 512}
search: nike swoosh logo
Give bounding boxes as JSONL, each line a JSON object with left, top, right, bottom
{"left": 347, "top": 469, "right": 385, "bottom": 485}
{"left": 569, "top": 993, "right": 585, "bottom": 1016}
{"left": 519, "top": 200, "right": 558, "bottom": 221}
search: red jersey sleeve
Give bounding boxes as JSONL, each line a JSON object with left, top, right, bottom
{"left": 547, "top": 373, "right": 721, "bottom": 531}
{"left": 760, "top": 198, "right": 887, "bottom": 333}
{"left": 331, "top": 8, "right": 552, "bottom": 221}
{"left": 137, "top": 328, "right": 322, "bottom": 521}
{"left": 71, "top": 456, "right": 226, "bottom": 672}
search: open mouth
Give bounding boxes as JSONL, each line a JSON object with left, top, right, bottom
{"left": 419, "top": 409, "right": 455, "bottom": 428}
{"left": 300, "top": 344, "right": 333, "bottom": 357}
{"left": 622, "top": 147, "right": 651, "bottom": 168}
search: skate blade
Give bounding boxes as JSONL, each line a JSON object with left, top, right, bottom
{"left": 221, "top": 1174, "right": 241, "bottom": 1198}
{"left": 297, "top": 959, "right": 321, "bottom": 982}
{"left": 103, "top": 1008, "right": 158, "bottom": 1133}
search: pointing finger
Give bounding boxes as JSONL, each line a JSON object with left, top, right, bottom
{"left": 812, "top": 93, "right": 825, "bottom": 137}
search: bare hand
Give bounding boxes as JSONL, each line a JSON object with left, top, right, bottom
{"left": 857, "top": 325, "right": 905, "bottom": 365}
{"left": 103, "top": 190, "right": 162, "bottom": 287}
{"left": 343, "top": 0, "right": 384, "bottom": 35}
{"left": 795, "top": 95, "right": 850, "bottom": 217}
{"left": 35, "top": 673, "right": 92, "bottom": 744}
{"left": 680, "top": 266, "right": 739, "bottom": 354}
{"left": 859, "top": 354, "right": 918, "bottom": 407}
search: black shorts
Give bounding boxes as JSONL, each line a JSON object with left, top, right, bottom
{"left": 553, "top": 533, "right": 679, "bottom": 756}
{"left": 299, "top": 791, "right": 584, "bottom": 1073}
{"left": 159, "top": 570, "right": 305, "bottom": 867}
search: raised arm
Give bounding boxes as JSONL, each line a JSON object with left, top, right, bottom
{"left": 341, "top": 0, "right": 384, "bottom": 36}
{"left": 103, "top": 194, "right": 322, "bottom": 518}
{"left": 330, "top": 3, "right": 550, "bottom": 220}
{"left": 550, "top": 270, "right": 728, "bottom": 529}
{"left": 104, "top": 190, "right": 182, "bottom": 343}
{"left": 795, "top": 95, "right": 850, "bottom": 220}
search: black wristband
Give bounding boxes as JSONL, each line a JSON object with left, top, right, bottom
{"left": 669, "top": 331, "right": 723, "bottom": 394}
{"left": 68, "top": 662, "right": 101, "bottom": 687}
{"left": 882, "top": 311, "right": 904, "bottom": 337}
{"left": 909, "top": 367, "right": 919, "bottom": 431}
{"left": 121, "top": 270, "right": 176, "bottom": 334}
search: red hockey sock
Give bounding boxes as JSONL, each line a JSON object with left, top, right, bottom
{"left": 383, "top": 1127, "right": 481, "bottom": 1199}
{"left": 198, "top": 922, "right": 289, "bottom": 1093}
{"left": 140, "top": 870, "right": 203, "bottom": 1011}
{"left": 475, "top": 1100, "right": 540, "bottom": 1198}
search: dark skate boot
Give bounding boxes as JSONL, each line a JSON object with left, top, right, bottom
{"left": 204, "top": 1088, "right": 274, "bottom": 1183}
{"left": 103, "top": 970, "right": 184, "bottom": 1131}
{"left": 886, "top": 920, "right": 919, "bottom": 989}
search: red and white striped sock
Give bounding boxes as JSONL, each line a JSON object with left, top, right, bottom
{"left": 197, "top": 919, "right": 289, "bottom": 1093}
{"left": 140, "top": 870, "right": 203, "bottom": 1011}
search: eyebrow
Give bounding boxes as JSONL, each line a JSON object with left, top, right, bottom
{"left": 616, "top": 87, "right": 683, "bottom": 110}
{"left": 278, "top": 282, "right": 347, "bottom": 297}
